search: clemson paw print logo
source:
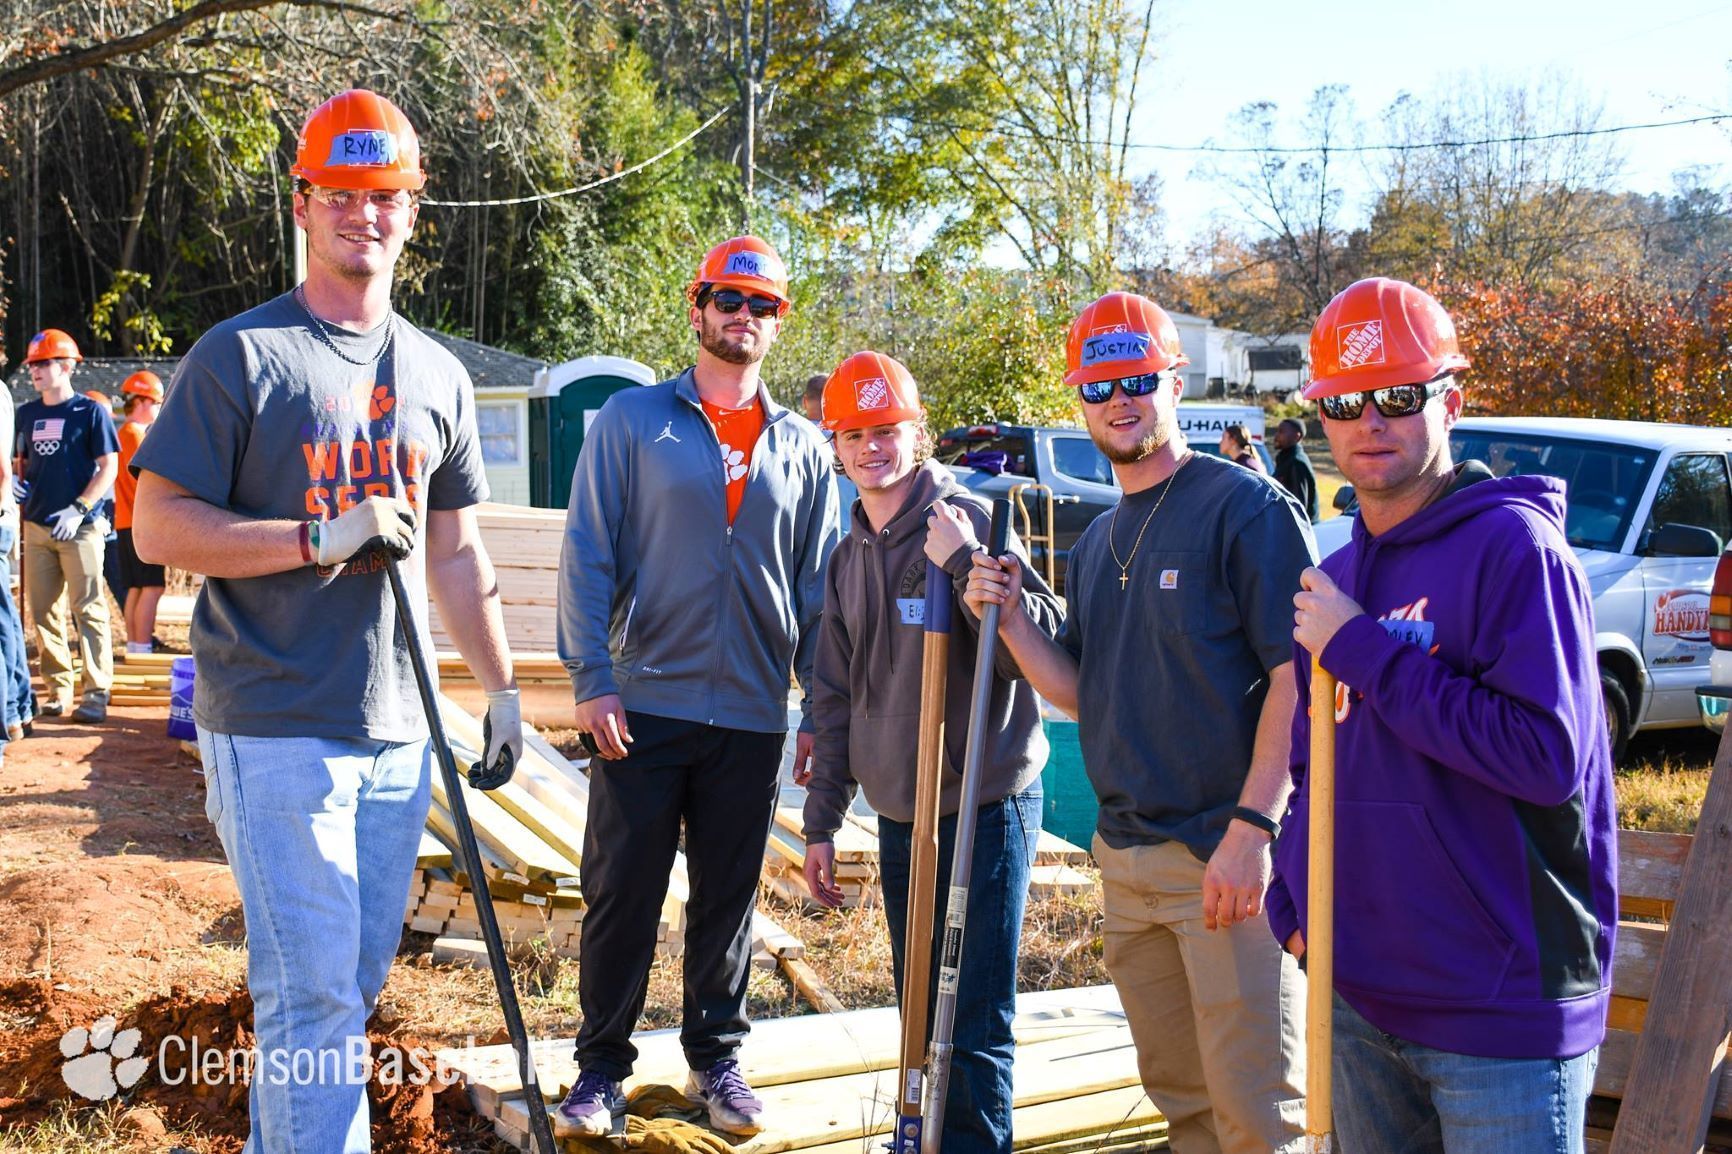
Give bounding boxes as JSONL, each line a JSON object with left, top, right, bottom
{"left": 719, "top": 443, "right": 748, "bottom": 481}
{"left": 369, "top": 385, "right": 395, "bottom": 421}
{"left": 59, "top": 1015, "right": 148, "bottom": 1101}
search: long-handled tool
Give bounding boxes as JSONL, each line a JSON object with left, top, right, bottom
{"left": 922, "top": 499, "right": 1012, "bottom": 1152}
{"left": 386, "top": 556, "right": 557, "bottom": 1154}
{"left": 893, "top": 560, "right": 953, "bottom": 1154}
{"left": 1306, "top": 655, "right": 1337, "bottom": 1153}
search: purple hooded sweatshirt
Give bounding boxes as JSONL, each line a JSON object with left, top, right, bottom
{"left": 1266, "top": 470, "right": 1617, "bottom": 1060}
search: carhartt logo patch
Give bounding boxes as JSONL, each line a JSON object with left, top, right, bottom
{"left": 1337, "top": 320, "right": 1385, "bottom": 370}
{"left": 1159, "top": 569, "right": 1179, "bottom": 589}
{"left": 855, "top": 377, "right": 890, "bottom": 411}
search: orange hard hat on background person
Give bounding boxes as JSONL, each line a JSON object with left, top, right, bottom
{"left": 291, "top": 89, "right": 426, "bottom": 191}
{"left": 1063, "top": 292, "right": 1189, "bottom": 387}
{"left": 822, "top": 351, "right": 922, "bottom": 434}
{"left": 122, "top": 371, "right": 164, "bottom": 402}
{"left": 687, "top": 236, "right": 791, "bottom": 313}
{"left": 24, "top": 329, "right": 82, "bottom": 364}
{"left": 1304, "top": 277, "right": 1470, "bottom": 400}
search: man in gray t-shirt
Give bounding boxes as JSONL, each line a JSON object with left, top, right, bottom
{"left": 964, "top": 291, "right": 1317, "bottom": 1153}
{"left": 131, "top": 89, "right": 522, "bottom": 1151}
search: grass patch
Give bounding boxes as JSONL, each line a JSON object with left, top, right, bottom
{"left": 1616, "top": 728, "right": 1719, "bottom": 834}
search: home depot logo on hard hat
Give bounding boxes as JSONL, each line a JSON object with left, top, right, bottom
{"left": 854, "top": 376, "right": 891, "bottom": 411}
{"left": 1080, "top": 324, "right": 1153, "bottom": 368}
{"left": 1337, "top": 320, "right": 1386, "bottom": 370}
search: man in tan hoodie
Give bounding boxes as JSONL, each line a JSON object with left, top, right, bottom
{"left": 801, "top": 350, "right": 1063, "bottom": 1154}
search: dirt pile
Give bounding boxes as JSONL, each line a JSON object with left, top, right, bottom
{"left": 0, "top": 978, "right": 495, "bottom": 1153}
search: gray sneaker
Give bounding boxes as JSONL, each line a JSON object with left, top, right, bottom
{"left": 553, "top": 1069, "right": 626, "bottom": 1138}
{"left": 38, "top": 698, "right": 70, "bottom": 718}
{"left": 685, "top": 1057, "right": 764, "bottom": 1136}
{"left": 71, "top": 691, "right": 108, "bottom": 724}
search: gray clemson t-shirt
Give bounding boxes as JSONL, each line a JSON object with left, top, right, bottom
{"left": 131, "top": 291, "right": 489, "bottom": 741}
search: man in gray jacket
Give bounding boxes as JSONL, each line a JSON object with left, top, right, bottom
{"left": 801, "top": 350, "right": 1061, "bottom": 1154}
{"left": 555, "top": 235, "right": 840, "bottom": 1138}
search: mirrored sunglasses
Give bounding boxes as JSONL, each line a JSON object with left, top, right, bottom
{"left": 1318, "top": 376, "right": 1451, "bottom": 421}
{"left": 1078, "top": 372, "right": 1169, "bottom": 405}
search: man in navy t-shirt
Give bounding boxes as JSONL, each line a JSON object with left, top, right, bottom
{"left": 14, "top": 329, "right": 119, "bottom": 722}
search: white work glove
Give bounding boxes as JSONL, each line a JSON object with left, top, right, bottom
{"left": 312, "top": 495, "right": 416, "bottom": 566}
{"left": 469, "top": 686, "right": 522, "bottom": 790}
{"left": 11, "top": 477, "right": 29, "bottom": 504}
{"left": 48, "top": 503, "right": 86, "bottom": 541}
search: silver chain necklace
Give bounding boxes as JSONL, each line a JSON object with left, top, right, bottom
{"left": 293, "top": 284, "right": 394, "bottom": 368}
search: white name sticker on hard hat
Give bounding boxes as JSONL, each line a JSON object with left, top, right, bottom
{"left": 855, "top": 376, "right": 890, "bottom": 411}
{"left": 723, "top": 251, "right": 765, "bottom": 278}
{"left": 1080, "top": 330, "right": 1153, "bottom": 367}
{"left": 1337, "top": 320, "right": 1386, "bottom": 369}
{"left": 327, "top": 130, "right": 399, "bottom": 168}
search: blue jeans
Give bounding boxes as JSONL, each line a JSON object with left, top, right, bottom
{"left": 0, "top": 522, "right": 31, "bottom": 729}
{"left": 1333, "top": 992, "right": 1598, "bottom": 1154}
{"left": 198, "top": 729, "right": 432, "bottom": 1153}
{"left": 879, "top": 786, "right": 1041, "bottom": 1154}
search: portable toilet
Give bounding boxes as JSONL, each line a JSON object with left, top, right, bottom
{"left": 529, "top": 355, "right": 657, "bottom": 509}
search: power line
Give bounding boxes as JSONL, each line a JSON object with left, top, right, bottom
{"left": 419, "top": 109, "right": 728, "bottom": 208}
{"left": 884, "top": 110, "right": 1732, "bottom": 156}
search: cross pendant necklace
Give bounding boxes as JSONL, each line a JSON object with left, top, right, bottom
{"left": 1109, "top": 452, "right": 1192, "bottom": 592}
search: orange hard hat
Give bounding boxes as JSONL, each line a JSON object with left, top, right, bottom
{"left": 822, "top": 351, "right": 922, "bottom": 433}
{"left": 84, "top": 390, "right": 112, "bottom": 410}
{"left": 1304, "top": 278, "right": 1470, "bottom": 399}
{"left": 24, "top": 329, "right": 81, "bottom": 364}
{"left": 122, "top": 371, "right": 164, "bottom": 402}
{"left": 1063, "top": 292, "right": 1189, "bottom": 387}
{"left": 687, "top": 235, "right": 790, "bottom": 312}
{"left": 291, "top": 89, "right": 426, "bottom": 191}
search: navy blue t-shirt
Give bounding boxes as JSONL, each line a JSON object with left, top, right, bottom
{"left": 15, "top": 396, "right": 120, "bottom": 526}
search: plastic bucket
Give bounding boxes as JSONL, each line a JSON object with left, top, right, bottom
{"left": 167, "top": 656, "right": 196, "bottom": 740}
{"left": 1039, "top": 718, "right": 1098, "bottom": 849}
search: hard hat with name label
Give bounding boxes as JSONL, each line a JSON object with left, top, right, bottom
{"left": 24, "top": 329, "right": 82, "bottom": 364}
{"left": 291, "top": 89, "right": 426, "bottom": 191}
{"left": 687, "top": 235, "right": 790, "bottom": 313}
{"left": 822, "top": 351, "right": 922, "bottom": 434}
{"left": 1064, "top": 292, "right": 1188, "bottom": 387}
{"left": 1304, "top": 278, "right": 1470, "bottom": 399}
{"left": 122, "top": 371, "right": 164, "bottom": 403}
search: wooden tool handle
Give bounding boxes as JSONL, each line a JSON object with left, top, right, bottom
{"left": 1306, "top": 656, "right": 1336, "bottom": 1147}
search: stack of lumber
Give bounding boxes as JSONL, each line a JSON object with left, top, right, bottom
{"left": 111, "top": 653, "right": 176, "bottom": 706}
{"left": 761, "top": 808, "right": 1096, "bottom": 911}
{"left": 437, "top": 984, "right": 1165, "bottom": 1153}
{"left": 398, "top": 696, "right": 689, "bottom": 960}
{"left": 427, "top": 502, "right": 563, "bottom": 653}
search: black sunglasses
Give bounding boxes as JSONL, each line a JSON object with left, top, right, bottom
{"left": 1078, "top": 372, "right": 1170, "bottom": 405}
{"left": 1318, "top": 376, "right": 1452, "bottom": 421}
{"left": 702, "top": 288, "right": 782, "bottom": 319}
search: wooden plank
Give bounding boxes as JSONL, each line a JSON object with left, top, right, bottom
{"left": 496, "top": 1024, "right": 1140, "bottom": 1154}
{"left": 780, "top": 956, "right": 844, "bottom": 1014}
{"left": 753, "top": 910, "right": 805, "bottom": 960}
{"left": 1618, "top": 828, "right": 1689, "bottom": 917}
{"left": 1607, "top": 728, "right": 1732, "bottom": 1150}
{"left": 427, "top": 739, "right": 583, "bottom": 885}
{"left": 796, "top": 1084, "right": 1163, "bottom": 1154}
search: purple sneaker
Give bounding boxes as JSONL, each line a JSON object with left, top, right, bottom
{"left": 553, "top": 1069, "right": 626, "bottom": 1138}
{"left": 685, "top": 1057, "right": 764, "bottom": 1136}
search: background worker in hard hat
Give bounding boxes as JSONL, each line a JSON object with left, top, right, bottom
{"left": 114, "top": 371, "right": 165, "bottom": 654}
{"left": 131, "top": 89, "right": 521, "bottom": 1152}
{"left": 962, "top": 291, "right": 1316, "bottom": 1153}
{"left": 14, "top": 330, "right": 119, "bottom": 724}
{"left": 1268, "top": 278, "right": 1616, "bottom": 1153}
{"left": 800, "top": 351, "right": 1062, "bottom": 1154}
{"left": 555, "top": 234, "right": 839, "bottom": 1139}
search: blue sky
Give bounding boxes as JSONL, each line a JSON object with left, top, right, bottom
{"left": 1135, "top": 0, "right": 1732, "bottom": 242}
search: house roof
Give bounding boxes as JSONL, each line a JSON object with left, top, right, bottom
{"left": 5, "top": 330, "right": 542, "bottom": 405}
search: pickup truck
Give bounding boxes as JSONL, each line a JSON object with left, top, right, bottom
{"left": 1313, "top": 417, "right": 1732, "bottom": 760}
{"left": 935, "top": 404, "right": 1270, "bottom": 589}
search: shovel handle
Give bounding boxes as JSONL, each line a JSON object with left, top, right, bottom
{"left": 1306, "top": 656, "right": 1336, "bottom": 1145}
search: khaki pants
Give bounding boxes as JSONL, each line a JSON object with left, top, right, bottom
{"left": 1095, "top": 835, "right": 1307, "bottom": 1154}
{"left": 24, "top": 519, "right": 112, "bottom": 704}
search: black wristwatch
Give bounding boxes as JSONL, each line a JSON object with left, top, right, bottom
{"left": 71, "top": 498, "right": 90, "bottom": 514}
{"left": 1232, "top": 806, "right": 1281, "bottom": 840}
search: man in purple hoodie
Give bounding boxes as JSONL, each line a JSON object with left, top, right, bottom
{"left": 1268, "top": 278, "right": 1617, "bottom": 1153}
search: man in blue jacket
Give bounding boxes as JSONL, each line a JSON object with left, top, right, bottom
{"left": 555, "top": 235, "right": 840, "bottom": 1138}
{"left": 1269, "top": 277, "right": 1617, "bottom": 1153}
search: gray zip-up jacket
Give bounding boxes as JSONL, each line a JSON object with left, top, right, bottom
{"left": 804, "top": 462, "right": 1062, "bottom": 842}
{"left": 557, "top": 369, "right": 841, "bottom": 733}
